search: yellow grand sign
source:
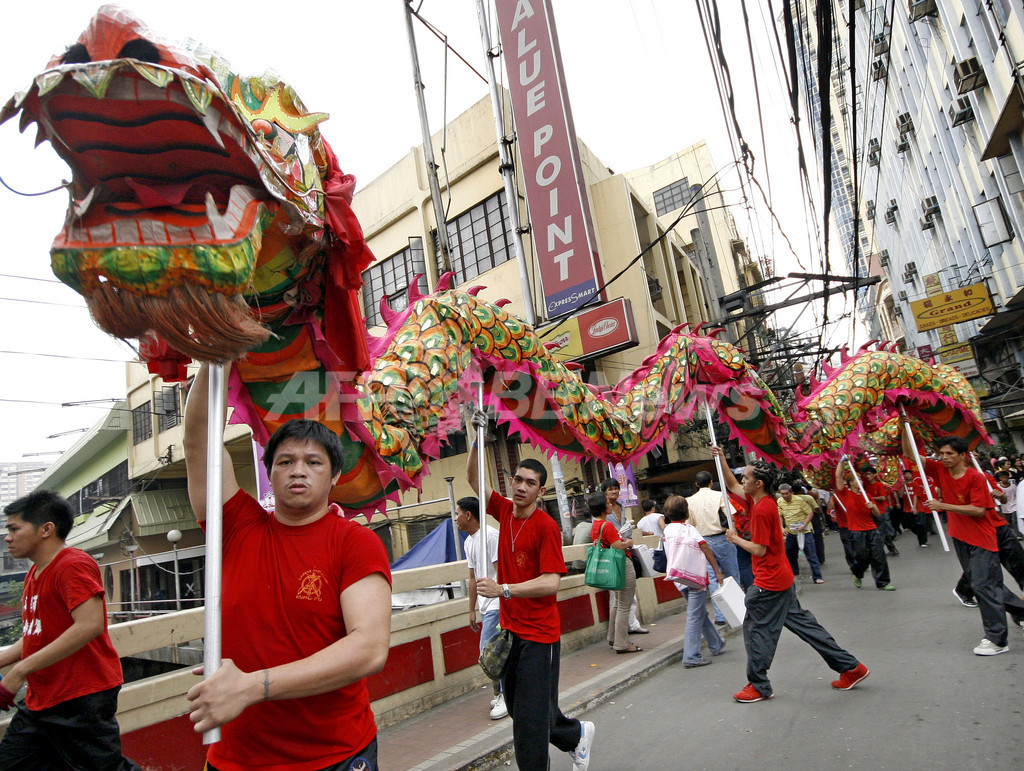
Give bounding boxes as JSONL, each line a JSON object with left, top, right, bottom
{"left": 910, "top": 282, "right": 993, "bottom": 332}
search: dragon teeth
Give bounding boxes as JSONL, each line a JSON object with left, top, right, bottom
{"left": 205, "top": 192, "right": 234, "bottom": 240}
{"left": 181, "top": 79, "right": 213, "bottom": 115}
{"left": 203, "top": 109, "right": 226, "bottom": 150}
{"left": 72, "top": 187, "right": 97, "bottom": 218}
{"left": 34, "top": 70, "right": 66, "bottom": 97}
{"left": 71, "top": 65, "right": 117, "bottom": 99}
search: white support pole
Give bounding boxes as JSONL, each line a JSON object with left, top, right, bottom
{"left": 899, "top": 409, "right": 950, "bottom": 552}
{"left": 840, "top": 456, "right": 874, "bottom": 508}
{"left": 476, "top": 381, "right": 489, "bottom": 578}
{"left": 969, "top": 454, "right": 998, "bottom": 495}
{"left": 202, "top": 363, "right": 225, "bottom": 745}
{"left": 703, "top": 398, "right": 734, "bottom": 529}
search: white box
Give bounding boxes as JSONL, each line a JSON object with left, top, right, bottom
{"left": 711, "top": 576, "right": 746, "bottom": 627}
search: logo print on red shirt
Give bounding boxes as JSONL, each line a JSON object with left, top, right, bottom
{"left": 296, "top": 569, "right": 326, "bottom": 601}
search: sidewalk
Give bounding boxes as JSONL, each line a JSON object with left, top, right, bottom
{"left": 377, "top": 600, "right": 739, "bottom": 770}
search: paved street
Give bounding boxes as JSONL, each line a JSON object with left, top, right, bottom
{"left": 538, "top": 532, "right": 1024, "bottom": 771}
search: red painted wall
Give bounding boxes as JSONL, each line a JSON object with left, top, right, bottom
{"left": 366, "top": 637, "right": 434, "bottom": 701}
{"left": 121, "top": 714, "right": 205, "bottom": 770}
{"left": 442, "top": 625, "right": 481, "bottom": 675}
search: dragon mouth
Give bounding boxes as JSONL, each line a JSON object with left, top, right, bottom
{"left": 3, "top": 59, "right": 279, "bottom": 297}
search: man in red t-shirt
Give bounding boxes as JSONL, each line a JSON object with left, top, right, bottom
{"left": 184, "top": 364, "right": 392, "bottom": 770}
{"left": 468, "top": 411, "right": 598, "bottom": 769}
{"left": 901, "top": 428, "right": 1024, "bottom": 655}
{"left": 835, "top": 463, "right": 894, "bottom": 590}
{"left": 864, "top": 468, "right": 899, "bottom": 556}
{"left": 716, "top": 450, "right": 868, "bottom": 702}
{"left": 0, "top": 490, "right": 140, "bottom": 769}
{"left": 467, "top": 409, "right": 595, "bottom": 771}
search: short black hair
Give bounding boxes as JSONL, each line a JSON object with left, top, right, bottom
{"left": 748, "top": 461, "right": 778, "bottom": 495}
{"left": 264, "top": 419, "right": 344, "bottom": 475}
{"left": 457, "top": 496, "right": 479, "bottom": 521}
{"left": 996, "top": 471, "right": 1010, "bottom": 481}
{"left": 600, "top": 477, "right": 620, "bottom": 492}
{"left": 587, "top": 492, "right": 607, "bottom": 518}
{"left": 516, "top": 458, "right": 548, "bottom": 488}
{"left": 694, "top": 470, "right": 713, "bottom": 488}
{"left": 663, "top": 494, "right": 689, "bottom": 523}
{"left": 864, "top": 466, "right": 877, "bottom": 474}
{"left": 937, "top": 437, "right": 969, "bottom": 455}
{"left": 641, "top": 499, "right": 655, "bottom": 512}
{"left": 5, "top": 489, "right": 74, "bottom": 540}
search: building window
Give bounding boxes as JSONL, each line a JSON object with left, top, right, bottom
{"left": 438, "top": 431, "right": 469, "bottom": 459}
{"left": 132, "top": 403, "right": 152, "bottom": 445}
{"left": 434, "top": 191, "right": 514, "bottom": 284}
{"left": 155, "top": 385, "right": 181, "bottom": 433}
{"left": 653, "top": 178, "right": 692, "bottom": 216}
{"left": 362, "top": 239, "right": 426, "bottom": 327}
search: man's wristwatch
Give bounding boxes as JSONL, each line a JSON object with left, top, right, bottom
{"left": 501, "top": 583, "right": 512, "bottom": 600}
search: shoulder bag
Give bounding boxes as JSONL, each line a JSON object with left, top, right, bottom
{"left": 584, "top": 532, "right": 626, "bottom": 591}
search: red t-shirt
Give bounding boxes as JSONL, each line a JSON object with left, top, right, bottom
{"left": 866, "top": 480, "right": 889, "bottom": 508}
{"left": 834, "top": 489, "right": 876, "bottom": 531}
{"left": 20, "top": 548, "right": 122, "bottom": 710}
{"left": 923, "top": 459, "right": 998, "bottom": 551}
{"left": 590, "top": 520, "right": 620, "bottom": 548}
{"left": 202, "top": 490, "right": 392, "bottom": 771}
{"left": 748, "top": 495, "right": 794, "bottom": 592}
{"left": 488, "top": 490, "right": 567, "bottom": 643}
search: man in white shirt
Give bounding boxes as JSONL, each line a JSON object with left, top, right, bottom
{"left": 637, "top": 500, "right": 665, "bottom": 536}
{"left": 456, "top": 497, "right": 506, "bottom": 720}
{"left": 686, "top": 471, "right": 741, "bottom": 626}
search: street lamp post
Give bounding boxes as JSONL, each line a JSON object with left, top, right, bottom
{"left": 166, "top": 529, "right": 182, "bottom": 611}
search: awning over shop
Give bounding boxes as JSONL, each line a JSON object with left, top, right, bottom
{"left": 67, "top": 497, "right": 129, "bottom": 551}
{"left": 132, "top": 489, "right": 198, "bottom": 536}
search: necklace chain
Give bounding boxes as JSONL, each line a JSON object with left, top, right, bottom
{"left": 511, "top": 513, "right": 531, "bottom": 552}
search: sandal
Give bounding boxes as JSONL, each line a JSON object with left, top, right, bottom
{"left": 615, "top": 644, "right": 643, "bottom": 654}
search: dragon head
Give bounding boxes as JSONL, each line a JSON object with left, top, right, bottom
{"left": 1, "top": 5, "right": 359, "bottom": 361}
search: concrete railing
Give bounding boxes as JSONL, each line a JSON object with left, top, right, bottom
{"left": 0, "top": 536, "right": 681, "bottom": 740}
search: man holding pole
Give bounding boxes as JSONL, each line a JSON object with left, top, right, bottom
{"left": 466, "top": 410, "right": 595, "bottom": 771}
{"left": 714, "top": 450, "right": 869, "bottom": 703}
{"left": 901, "top": 427, "right": 1024, "bottom": 655}
{"left": 834, "top": 462, "right": 895, "bottom": 590}
{"left": 184, "top": 363, "right": 392, "bottom": 770}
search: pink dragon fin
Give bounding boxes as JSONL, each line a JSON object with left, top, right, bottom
{"left": 379, "top": 296, "right": 399, "bottom": 327}
{"left": 408, "top": 274, "right": 426, "bottom": 303}
{"left": 436, "top": 271, "right": 456, "bottom": 291}
{"left": 466, "top": 285, "right": 486, "bottom": 297}
{"left": 708, "top": 327, "right": 725, "bottom": 339}
{"left": 494, "top": 298, "right": 512, "bottom": 307}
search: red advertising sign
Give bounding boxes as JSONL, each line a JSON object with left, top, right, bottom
{"left": 495, "top": 0, "right": 604, "bottom": 318}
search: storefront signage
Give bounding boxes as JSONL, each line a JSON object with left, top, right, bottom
{"left": 910, "top": 282, "right": 994, "bottom": 332}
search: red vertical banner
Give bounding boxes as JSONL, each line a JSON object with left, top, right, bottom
{"left": 494, "top": 0, "right": 604, "bottom": 318}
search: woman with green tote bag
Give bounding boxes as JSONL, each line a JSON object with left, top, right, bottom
{"left": 585, "top": 493, "right": 641, "bottom": 653}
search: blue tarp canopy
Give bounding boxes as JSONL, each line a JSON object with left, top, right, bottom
{"left": 390, "top": 520, "right": 468, "bottom": 570}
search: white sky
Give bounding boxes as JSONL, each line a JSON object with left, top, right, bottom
{"left": 0, "top": 0, "right": 853, "bottom": 465}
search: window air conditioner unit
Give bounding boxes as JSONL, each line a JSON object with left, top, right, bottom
{"left": 922, "top": 196, "right": 940, "bottom": 217}
{"left": 854, "top": 0, "right": 865, "bottom": 9}
{"left": 904, "top": 260, "right": 917, "bottom": 273}
{"left": 894, "top": 305, "right": 904, "bottom": 317}
{"left": 873, "top": 34, "right": 890, "bottom": 57}
{"left": 949, "top": 97, "right": 975, "bottom": 127}
{"left": 897, "top": 138, "right": 911, "bottom": 153}
{"left": 885, "top": 207, "right": 898, "bottom": 225}
{"left": 868, "top": 138, "right": 881, "bottom": 166}
{"left": 872, "top": 60, "right": 887, "bottom": 82}
{"left": 879, "top": 249, "right": 890, "bottom": 267}
{"left": 867, "top": 200, "right": 876, "bottom": 219}
{"left": 920, "top": 216, "right": 936, "bottom": 231}
{"left": 909, "top": 0, "right": 938, "bottom": 23}
{"left": 897, "top": 291, "right": 908, "bottom": 302}
{"left": 897, "top": 112, "right": 915, "bottom": 136}
{"left": 954, "top": 57, "right": 987, "bottom": 95}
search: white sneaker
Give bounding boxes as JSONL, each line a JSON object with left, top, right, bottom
{"left": 489, "top": 693, "right": 507, "bottom": 720}
{"left": 973, "top": 638, "right": 1009, "bottom": 656}
{"left": 571, "top": 720, "right": 596, "bottom": 771}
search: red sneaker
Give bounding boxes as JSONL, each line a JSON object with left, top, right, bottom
{"left": 733, "top": 683, "right": 772, "bottom": 703}
{"left": 831, "top": 662, "right": 870, "bottom": 690}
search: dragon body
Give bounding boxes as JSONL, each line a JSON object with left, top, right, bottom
{"left": 5, "top": 7, "right": 989, "bottom": 515}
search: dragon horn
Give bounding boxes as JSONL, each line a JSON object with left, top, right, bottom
{"left": 821, "top": 361, "right": 835, "bottom": 376}
{"left": 436, "top": 271, "right": 457, "bottom": 291}
{"left": 707, "top": 327, "right": 725, "bottom": 338}
{"left": 494, "top": 298, "right": 512, "bottom": 307}
{"left": 465, "top": 285, "right": 486, "bottom": 297}
{"left": 857, "top": 339, "right": 879, "bottom": 353}
{"left": 840, "top": 346, "right": 850, "bottom": 363}
{"left": 543, "top": 342, "right": 561, "bottom": 350}
{"left": 565, "top": 362, "right": 584, "bottom": 371}
{"left": 691, "top": 322, "right": 707, "bottom": 335}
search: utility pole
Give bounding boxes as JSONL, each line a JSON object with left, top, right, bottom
{"left": 403, "top": 0, "right": 452, "bottom": 281}
{"left": 475, "top": 0, "right": 571, "bottom": 535}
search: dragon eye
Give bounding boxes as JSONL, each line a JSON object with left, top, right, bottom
{"left": 117, "top": 39, "right": 161, "bottom": 64}
{"left": 61, "top": 43, "right": 90, "bottom": 64}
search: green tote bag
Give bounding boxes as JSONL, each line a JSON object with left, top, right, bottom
{"left": 584, "top": 537, "right": 626, "bottom": 591}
